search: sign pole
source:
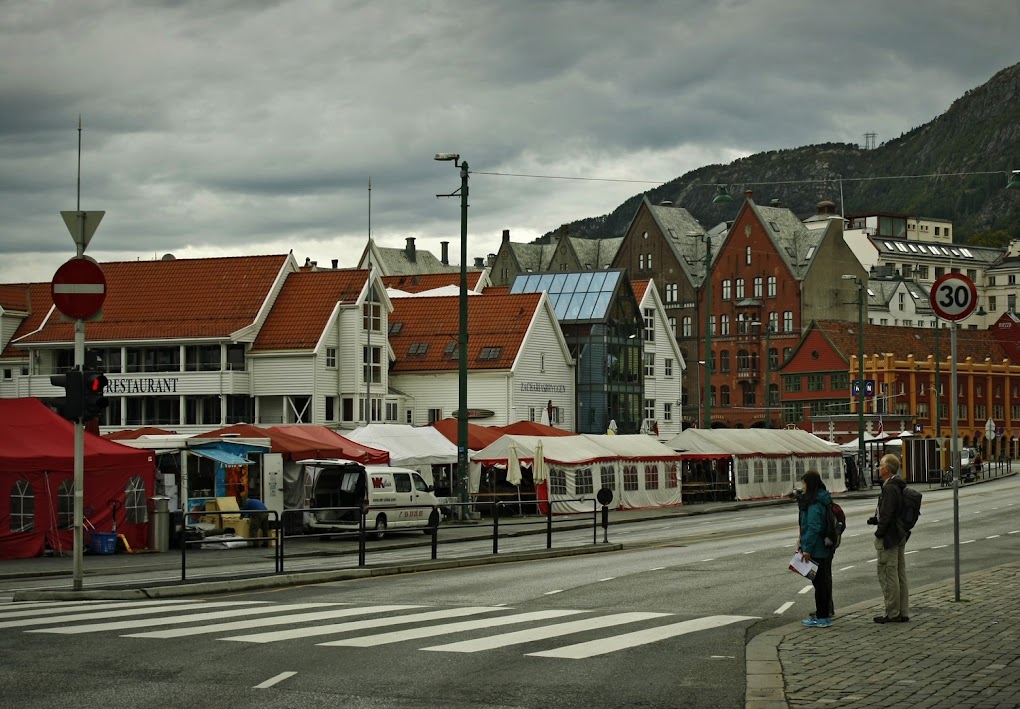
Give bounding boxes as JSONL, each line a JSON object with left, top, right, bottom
{"left": 72, "top": 206, "right": 87, "bottom": 591}
{"left": 950, "top": 322, "right": 960, "bottom": 602}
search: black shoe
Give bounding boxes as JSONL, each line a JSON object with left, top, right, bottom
{"left": 873, "top": 615, "right": 892, "bottom": 624}
{"left": 894, "top": 616, "right": 909, "bottom": 623}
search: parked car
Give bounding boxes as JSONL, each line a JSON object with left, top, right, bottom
{"left": 960, "top": 447, "right": 979, "bottom": 482}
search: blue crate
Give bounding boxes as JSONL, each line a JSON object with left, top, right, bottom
{"left": 90, "top": 532, "right": 118, "bottom": 555}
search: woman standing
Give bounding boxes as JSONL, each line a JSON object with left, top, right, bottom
{"left": 797, "top": 470, "right": 834, "bottom": 628}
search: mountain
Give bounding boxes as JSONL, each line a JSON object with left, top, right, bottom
{"left": 546, "top": 62, "right": 1020, "bottom": 245}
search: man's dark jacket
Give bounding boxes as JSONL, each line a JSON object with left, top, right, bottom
{"left": 875, "top": 476, "right": 909, "bottom": 549}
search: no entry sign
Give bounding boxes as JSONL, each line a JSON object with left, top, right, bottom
{"left": 51, "top": 257, "right": 106, "bottom": 320}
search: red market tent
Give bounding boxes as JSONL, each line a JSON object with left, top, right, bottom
{"left": 430, "top": 418, "right": 504, "bottom": 451}
{"left": 103, "top": 426, "right": 178, "bottom": 440}
{"left": 268, "top": 425, "right": 390, "bottom": 464}
{"left": 0, "top": 398, "right": 157, "bottom": 559}
{"left": 496, "top": 421, "right": 576, "bottom": 437}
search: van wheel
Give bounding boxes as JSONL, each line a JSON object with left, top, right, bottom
{"left": 372, "top": 515, "right": 387, "bottom": 540}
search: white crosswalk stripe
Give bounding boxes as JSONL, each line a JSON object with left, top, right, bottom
{"left": 2, "top": 599, "right": 759, "bottom": 659}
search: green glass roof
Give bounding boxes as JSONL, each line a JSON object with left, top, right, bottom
{"left": 509, "top": 270, "right": 621, "bottom": 321}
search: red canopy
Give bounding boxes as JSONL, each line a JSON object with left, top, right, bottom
{"left": 430, "top": 418, "right": 504, "bottom": 451}
{"left": 104, "top": 426, "right": 178, "bottom": 440}
{"left": 0, "top": 398, "right": 156, "bottom": 559}
{"left": 497, "top": 421, "right": 576, "bottom": 437}
{"left": 268, "top": 425, "right": 389, "bottom": 464}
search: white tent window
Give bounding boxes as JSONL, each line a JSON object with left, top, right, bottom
{"left": 795, "top": 458, "right": 806, "bottom": 479}
{"left": 737, "top": 460, "right": 750, "bottom": 485}
{"left": 599, "top": 465, "right": 616, "bottom": 492}
{"left": 549, "top": 468, "right": 567, "bottom": 496}
{"left": 645, "top": 464, "right": 659, "bottom": 490}
{"left": 666, "top": 462, "right": 679, "bottom": 489}
{"left": 819, "top": 461, "right": 830, "bottom": 480}
{"left": 57, "top": 480, "right": 74, "bottom": 529}
{"left": 767, "top": 459, "right": 778, "bottom": 483}
{"left": 576, "top": 468, "right": 594, "bottom": 495}
{"left": 781, "top": 459, "right": 793, "bottom": 482}
{"left": 623, "top": 465, "right": 639, "bottom": 491}
{"left": 125, "top": 476, "right": 148, "bottom": 524}
{"left": 10, "top": 479, "right": 34, "bottom": 532}
{"left": 753, "top": 460, "right": 765, "bottom": 484}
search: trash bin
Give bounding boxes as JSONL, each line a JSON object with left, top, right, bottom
{"left": 149, "top": 496, "right": 171, "bottom": 552}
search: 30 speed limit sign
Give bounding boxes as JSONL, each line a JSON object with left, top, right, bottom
{"left": 929, "top": 273, "right": 977, "bottom": 321}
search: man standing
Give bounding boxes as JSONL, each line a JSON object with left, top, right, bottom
{"left": 868, "top": 453, "right": 909, "bottom": 623}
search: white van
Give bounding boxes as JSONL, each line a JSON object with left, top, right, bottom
{"left": 300, "top": 460, "right": 441, "bottom": 538}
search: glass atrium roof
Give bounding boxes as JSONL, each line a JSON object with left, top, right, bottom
{"left": 509, "top": 270, "right": 621, "bottom": 322}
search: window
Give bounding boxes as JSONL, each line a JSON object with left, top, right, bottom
{"left": 325, "top": 347, "right": 337, "bottom": 368}
{"left": 478, "top": 347, "right": 502, "bottom": 360}
{"left": 670, "top": 317, "right": 677, "bottom": 337}
{"left": 407, "top": 343, "right": 429, "bottom": 356}
{"left": 548, "top": 468, "right": 567, "bottom": 496}
{"left": 645, "top": 464, "right": 659, "bottom": 490}
{"left": 768, "top": 311, "right": 779, "bottom": 332}
{"left": 935, "top": 266, "right": 945, "bottom": 278}
{"left": 783, "top": 311, "right": 793, "bottom": 332}
{"left": 746, "top": 246, "right": 752, "bottom": 265}
{"left": 623, "top": 465, "right": 639, "bottom": 491}
{"left": 720, "top": 385, "right": 730, "bottom": 407}
{"left": 647, "top": 252, "right": 653, "bottom": 270}
{"left": 226, "top": 344, "right": 246, "bottom": 371}
{"left": 663, "top": 403, "right": 672, "bottom": 421}
{"left": 666, "top": 462, "right": 679, "bottom": 488}
{"left": 427, "top": 408, "right": 442, "bottom": 424}
{"left": 644, "top": 308, "right": 654, "bottom": 341}
{"left": 184, "top": 345, "right": 221, "bottom": 372}
{"left": 722, "top": 280, "right": 732, "bottom": 300}
{"left": 989, "top": 296, "right": 997, "bottom": 311}
{"left": 767, "top": 276, "right": 777, "bottom": 297}
{"left": 831, "top": 372, "right": 849, "bottom": 390}
{"left": 600, "top": 466, "right": 616, "bottom": 492}
{"left": 709, "top": 315, "right": 716, "bottom": 336}
{"left": 9, "top": 480, "right": 33, "bottom": 532}
{"left": 736, "top": 279, "right": 745, "bottom": 299}
{"left": 720, "top": 315, "right": 730, "bottom": 335}
{"left": 967, "top": 269, "right": 977, "bottom": 281}
{"left": 768, "top": 348, "right": 779, "bottom": 370}
{"left": 784, "top": 375, "right": 802, "bottom": 392}
{"left": 363, "top": 300, "right": 382, "bottom": 332}
{"left": 386, "top": 402, "right": 398, "bottom": 421}
{"left": 720, "top": 350, "right": 730, "bottom": 372}
{"left": 681, "top": 316, "right": 693, "bottom": 337}
{"left": 665, "top": 283, "right": 677, "bottom": 302}
{"left": 575, "top": 468, "right": 594, "bottom": 495}
{"left": 57, "top": 480, "right": 74, "bottom": 529}
{"left": 664, "top": 358, "right": 673, "bottom": 377}
{"left": 125, "top": 476, "right": 147, "bottom": 524}
{"left": 644, "top": 353, "right": 655, "bottom": 377}
{"left": 325, "top": 396, "right": 336, "bottom": 421}
{"left": 638, "top": 254, "right": 646, "bottom": 271}
{"left": 753, "top": 276, "right": 763, "bottom": 298}
{"left": 644, "top": 399, "right": 655, "bottom": 420}
{"left": 363, "top": 346, "right": 382, "bottom": 384}
{"left": 807, "top": 374, "right": 825, "bottom": 391}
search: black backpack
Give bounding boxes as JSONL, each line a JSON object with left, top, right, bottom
{"left": 824, "top": 502, "right": 845, "bottom": 550}
{"left": 900, "top": 487, "right": 922, "bottom": 531}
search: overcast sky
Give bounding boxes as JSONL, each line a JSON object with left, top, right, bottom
{"left": 2, "top": 0, "right": 1018, "bottom": 285}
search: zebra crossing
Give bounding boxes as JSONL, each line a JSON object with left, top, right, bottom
{"left": 2, "top": 599, "right": 757, "bottom": 660}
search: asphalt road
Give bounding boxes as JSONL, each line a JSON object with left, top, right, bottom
{"left": 3, "top": 477, "right": 1017, "bottom": 709}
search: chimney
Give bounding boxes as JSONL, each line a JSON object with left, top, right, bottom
{"left": 331, "top": 259, "right": 338, "bottom": 269}
{"left": 745, "top": 190, "right": 754, "bottom": 201}
{"left": 405, "top": 237, "right": 416, "bottom": 262}
{"left": 816, "top": 200, "right": 836, "bottom": 215}
{"left": 660, "top": 199, "right": 673, "bottom": 206}
{"left": 440, "top": 241, "right": 449, "bottom": 265}
{"left": 474, "top": 257, "right": 484, "bottom": 268}
{"left": 502, "top": 229, "right": 510, "bottom": 244}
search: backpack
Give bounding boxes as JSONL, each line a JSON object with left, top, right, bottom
{"left": 900, "top": 487, "right": 922, "bottom": 531}
{"left": 824, "top": 502, "right": 845, "bottom": 550}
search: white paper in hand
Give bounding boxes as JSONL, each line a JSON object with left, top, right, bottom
{"left": 788, "top": 552, "right": 818, "bottom": 580}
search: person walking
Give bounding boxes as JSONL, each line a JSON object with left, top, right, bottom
{"left": 868, "top": 453, "right": 910, "bottom": 623}
{"left": 797, "top": 470, "right": 834, "bottom": 628}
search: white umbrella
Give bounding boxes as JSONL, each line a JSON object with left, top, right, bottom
{"left": 506, "top": 442, "right": 522, "bottom": 513}
{"left": 532, "top": 440, "right": 547, "bottom": 484}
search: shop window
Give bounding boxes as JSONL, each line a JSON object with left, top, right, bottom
{"left": 9, "top": 480, "right": 34, "bottom": 533}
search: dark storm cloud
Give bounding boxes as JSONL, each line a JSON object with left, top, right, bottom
{"left": 1, "top": 0, "right": 1017, "bottom": 284}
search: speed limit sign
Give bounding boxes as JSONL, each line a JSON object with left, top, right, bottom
{"left": 929, "top": 273, "right": 977, "bottom": 321}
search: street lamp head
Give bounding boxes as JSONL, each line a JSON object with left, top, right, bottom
{"left": 840, "top": 274, "right": 857, "bottom": 281}
{"left": 434, "top": 153, "right": 460, "bottom": 162}
{"left": 712, "top": 185, "right": 734, "bottom": 204}
{"left": 1008, "top": 169, "right": 1020, "bottom": 190}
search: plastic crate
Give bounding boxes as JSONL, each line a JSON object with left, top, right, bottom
{"left": 90, "top": 532, "right": 118, "bottom": 555}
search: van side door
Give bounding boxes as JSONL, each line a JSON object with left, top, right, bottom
{"left": 391, "top": 472, "right": 420, "bottom": 527}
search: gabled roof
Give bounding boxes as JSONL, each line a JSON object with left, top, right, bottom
{"left": 867, "top": 236, "right": 1004, "bottom": 267}
{"left": 509, "top": 241, "right": 557, "bottom": 272}
{"left": 570, "top": 237, "right": 623, "bottom": 269}
{"left": 749, "top": 202, "right": 824, "bottom": 279}
{"left": 388, "top": 292, "right": 543, "bottom": 372}
{"left": 1, "top": 283, "right": 51, "bottom": 358}
{"left": 808, "top": 320, "right": 1007, "bottom": 364}
{"left": 643, "top": 198, "right": 712, "bottom": 285}
{"left": 252, "top": 269, "right": 370, "bottom": 352}
{"left": 361, "top": 238, "right": 462, "bottom": 276}
{"left": 13, "top": 255, "right": 292, "bottom": 347}
{"left": 381, "top": 271, "right": 484, "bottom": 294}
{"left": 0, "top": 284, "right": 30, "bottom": 312}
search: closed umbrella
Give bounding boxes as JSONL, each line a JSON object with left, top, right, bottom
{"left": 506, "top": 442, "right": 523, "bottom": 513}
{"left": 532, "top": 440, "right": 546, "bottom": 484}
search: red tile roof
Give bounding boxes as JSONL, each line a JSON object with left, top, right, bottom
{"left": 382, "top": 272, "right": 484, "bottom": 293}
{"left": 632, "top": 279, "right": 650, "bottom": 301}
{"left": 814, "top": 320, "right": 1008, "bottom": 362}
{"left": 389, "top": 292, "right": 543, "bottom": 372}
{"left": 1, "top": 283, "right": 57, "bottom": 358}
{"left": 14, "top": 255, "right": 290, "bottom": 346}
{"left": 252, "top": 270, "right": 369, "bottom": 351}
{"left": 0, "top": 284, "right": 30, "bottom": 312}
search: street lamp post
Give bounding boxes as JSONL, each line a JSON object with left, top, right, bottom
{"left": 842, "top": 274, "right": 866, "bottom": 486}
{"left": 763, "top": 323, "right": 773, "bottom": 428}
{"left": 435, "top": 153, "right": 470, "bottom": 517}
{"left": 692, "top": 234, "right": 713, "bottom": 428}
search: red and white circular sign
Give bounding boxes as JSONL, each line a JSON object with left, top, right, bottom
{"left": 51, "top": 257, "right": 106, "bottom": 320}
{"left": 929, "top": 273, "right": 977, "bottom": 322}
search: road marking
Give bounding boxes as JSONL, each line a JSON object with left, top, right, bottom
{"left": 1009, "top": 531, "right": 1020, "bottom": 535}
{"left": 711, "top": 655, "right": 736, "bottom": 659}
{"left": 867, "top": 559, "right": 877, "bottom": 563}
{"left": 599, "top": 577, "right": 615, "bottom": 582}
{"left": 987, "top": 535, "right": 1001, "bottom": 539}
{"left": 650, "top": 567, "right": 666, "bottom": 570}
{"left": 774, "top": 602, "right": 794, "bottom": 615}
{"left": 127, "top": 604, "right": 425, "bottom": 639}
{"left": 254, "top": 672, "right": 296, "bottom": 689}
{"left": 932, "top": 544, "right": 948, "bottom": 549}
{"left": 743, "top": 551, "right": 756, "bottom": 555}
{"left": 0, "top": 601, "right": 264, "bottom": 629}
{"left": 974, "top": 511, "right": 981, "bottom": 514}
{"left": 905, "top": 550, "right": 918, "bottom": 555}
{"left": 839, "top": 566, "right": 855, "bottom": 571}
{"left": 783, "top": 544, "right": 796, "bottom": 548}
{"left": 0, "top": 599, "right": 203, "bottom": 622}
{"left": 700, "top": 558, "right": 715, "bottom": 562}
{"left": 524, "top": 615, "right": 758, "bottom": 659}
{"left": 798, "top": 585, "right": 812, "bottom": 595}
{"left": 29, "top": 603, "right": 340, "bottom": 635}
{"left": 223, "top": 606, "right": 504, "bottom": 644}
{"left": 422, "top": 612, "right": 669, "bottom": 654}
{"left": 931, "top": 519, "right": 941, "bottom": 523}
{"left": 961, "top": 540, "right": 976, "bottom": 544}
{"left": 544, "top": 590, "right": 563, "bottom": 595}
{"left": 320, "top": 609, "right": 587, "bottom": 647}
{"left": 847, "top": 533, "right": 861, "bottom": 537}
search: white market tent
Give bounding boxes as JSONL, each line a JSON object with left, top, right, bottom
{"left": 346, "top": 424, "right": 457, "bottom": 485}
{"left": 666, "top": 429, "right": 845, "bottom": 500}
{"left": 471, "top": 434, "right": 683, "bottom": 512}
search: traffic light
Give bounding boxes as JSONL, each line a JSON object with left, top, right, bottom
{"left": 46, "top": 369, "right": 84, "bottom": 421}
{"left": 82, "top": 370, "right": 110, "bottom": 421}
